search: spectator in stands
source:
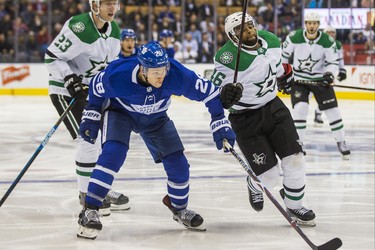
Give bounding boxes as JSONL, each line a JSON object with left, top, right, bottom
{"left": 200, "top": 32, "right": 214, "bottom": 63}
{"left": 185, "top": 0, "right": 199, "bottom": 20}
{"left": 157, "top": 5, "right": 175, "bottom": 24}
{"left": 188, "top": 23, "right": 202, "bottom": 44}
{"left": 182, "top": 32, "right": 198, "bottom": 63}
{"left": 353, "top": 32, "right": 367, "bottom": 44}
{"left": 0, "top": 32, "right": 14, "bottom": 60}
{"left": 199, "top": 3, "right": 214, "bottom": 20}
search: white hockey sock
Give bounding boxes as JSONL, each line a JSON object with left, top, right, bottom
{"left": 324, "top": 107, "right": 346, "bottom": 142}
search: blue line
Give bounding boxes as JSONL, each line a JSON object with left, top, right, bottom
{"left": 1, "top": 171, "right": 374, "bottom": 185}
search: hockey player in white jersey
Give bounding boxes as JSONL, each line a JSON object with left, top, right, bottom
{"left": 282, "top": 12, "right": 350, "bottom": 159}
{"left": 44, "top": 0, "right": 129, "bottom": 214}
{"left": 314, "top": 25, "right": 347, "bottom": 126}
{"left": 76, "top": 41, "right": 236, "bottom": 239}
{"left": 212, "top": 12, "right": 315, "bottom": 227}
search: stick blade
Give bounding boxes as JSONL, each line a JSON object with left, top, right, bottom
{"left": 317, "top": 238, "right": 342, "bottom": 250}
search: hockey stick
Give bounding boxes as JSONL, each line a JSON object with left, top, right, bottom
{"left": 296, "top": 80, "right": 375, "bottom": 91}
{"left": 233, "top": 0, "right": 249, "bottom": 83}
{"left": 223, "top": 140, "right": 343, "bottom": 250}
{"left": 0, "top": 98, "right": 77, "bottom": 207}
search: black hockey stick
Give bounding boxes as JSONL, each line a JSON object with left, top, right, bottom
{"left": 223, "top": 141, "right": 343, "bottom": 250}
{"left": 0, "top": 98, "right": 77, "bottom": 207}
{"left": 233, "top": 0, "right": 249, "bottom": 83}
{"left": 296, "top": 80, "right": 375, "bottom": 91}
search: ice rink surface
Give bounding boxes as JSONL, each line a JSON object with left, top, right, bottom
{"left": 0, "top": 96, "right": 374, "bottom": 250}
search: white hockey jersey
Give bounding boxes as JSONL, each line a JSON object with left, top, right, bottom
{"left": 212, "top": 30, "right": 285, "bottom": 111}
{"left": 281, "top": 29, "right": 339, "bottom": 81}
{"left": 45, "top": 12, "right": 121, "bottom": 96}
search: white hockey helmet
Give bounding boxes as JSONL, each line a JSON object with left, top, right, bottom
{"left": 225, "top": 12, "right": 257, "bottom": 48}
{"left": 324, "top": 25, "right": 336, "bottom": 34}
{"left": 304, "top": 12, "right": 320, "bottom": 22}
{"left": 89, "top": 0, "right": 120, "bottom": 15}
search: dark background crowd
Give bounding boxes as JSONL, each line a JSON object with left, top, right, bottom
{"left": 0, "top": 0, "right": 374, "bottom": 64}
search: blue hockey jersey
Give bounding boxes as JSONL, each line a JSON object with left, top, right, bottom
{"left": 89, "top": 57, "right": 224, "bottom": 120}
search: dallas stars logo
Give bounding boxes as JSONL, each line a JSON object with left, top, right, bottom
{"left": 219, "top": 52, "right": 233, "bottom": 64}
{"left": 254, "top": 65, "right": 276, "bottom": 97}
{"left": 298, "top": 54, "right": 319, "bottom": 72}
{"left": 85, "top": 57, "right": 109, "bottom": 78}
{"left": 252, "top": 153, "right": 266, "bottom": 165}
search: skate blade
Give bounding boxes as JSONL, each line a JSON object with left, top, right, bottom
{"left": 77, "top": 226, "right": 101, "bottom": 240}
{"left": 173, "top": 218, "right": 207, "bottom": 231}
{"left": 99, "top": 208, "right": 111, "bottom": 217}
{"left": 341, "top": 154, "right": 350, "bottom": 160}
{"left": 294, "top": 218, "right": 316, "bottom": 227}
{"left": 110, "top": 203, "right": 131, "bottom": 211}
{"left": 314, "top": 122, "right": 323, "bottom": 127}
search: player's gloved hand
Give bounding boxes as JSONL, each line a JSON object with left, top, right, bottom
{"left": 210, "top": 116, "right": 236, "bottom": 152}
{"left": 220, "top": 83, "right": 243, "bottom": 109}
{"left": 322, "top": 72, "right": 334, "bottom": 87}
{"left": 337, "top": 69, "right": 347, "bottom": 81}
{"left": 64, "top": 74, "right": 88, "bottom": 100}
{"left": 80, "top": 106, "right": 101, "bottom": 144}
{"left": 277, "top": 63, "right": 294, "bottom": 95}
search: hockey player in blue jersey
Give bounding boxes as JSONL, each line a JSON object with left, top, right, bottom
{"left": 76, "top": 41, "right": 236, "bottom": 239}
{"left": 119, "top": 28, "right": 138, "bottom": 59}
{"left": 158, "top": 29, "right": 175, "bottom": 58}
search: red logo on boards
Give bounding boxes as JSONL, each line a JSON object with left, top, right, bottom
{"left": 1, "top": 65, "right": 30, "bottom": 85}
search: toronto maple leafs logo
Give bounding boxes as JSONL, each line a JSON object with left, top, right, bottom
{"left": 298, "top": 54, "right": 319, "bottom": 72}
{"left": 219, "top": 52, "right": 233, "bottom": 64}
{"left": 252, "top": 153, "right": 266, "bottom": 165}
{"left": 254, "top": 65, "right": 276, "bottom": 97}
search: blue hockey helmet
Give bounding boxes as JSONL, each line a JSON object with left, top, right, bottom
{"left": 137, "top": 42, "right": 169, "bottom": 69}
{"left": 159, "top": 29, "right": 173, "bottom": 39}
{"left": 121, "top": 28, "right": 136, "bottom": 41}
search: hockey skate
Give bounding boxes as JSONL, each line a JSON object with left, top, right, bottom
{"left": 337, "top": 141, "right": 350, "bottom": 160}
{"left": 279, "top": 189, "right": 316, "bottom": 227}
{"left": 106, "top": 189, "right": 131, "bottom": 211}
{"left": 314, "top": 109, "right": 324, "bottom": 127}
{"left": 79, "top": 191, "right": 111, "bottom": 216}
{"left": 77, "top": 207, "right": 102, "bottom": 240}
{"left": 246, "top": 176, "right": 263, "bottom": 212}
{"left": 162, "top": 195, "right": 206, "bottom": 231}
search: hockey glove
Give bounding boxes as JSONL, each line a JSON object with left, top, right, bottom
{"left": 210, "top": 117, "right": 236, "bottom": 152}
{"left": 337, "top": 69, "right": 347, "bottom": 81}
{"left": 277, "top": 63, "right": 294, "bottom": 95}
{"left": 321, "top": 72, "right": 334, "bottom": 87}
{"left": 80, "top": 106, "right": 101, "bottom": 144}
{"left": 220, "top": 83, "right": 243, "bottom": 109}
{"left": 64, "top": 74, "right": 88, "bottom": 100}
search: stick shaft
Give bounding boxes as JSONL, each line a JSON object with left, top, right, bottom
{"left": 0, "top": 98, "right": 76, "bottom": 207}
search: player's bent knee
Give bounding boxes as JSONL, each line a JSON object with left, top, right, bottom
{"left": 162, "top": 151, "right": 189, "bottom": 183}
{"left": 96, "top": 140, "right": 128, "bottom": 173}
{"left": 281, "top": 153, "right": 306, "bottom": 186}
{"left": 258, "top": 165, "right": 279, "bottom": 188}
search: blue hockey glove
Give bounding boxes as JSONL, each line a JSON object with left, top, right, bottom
{"left": 322, "top": 72, "right": 334, "bottom": 87}
{"left": 210, "top": 117, "right": 236, "bottom": 152}
{"left": 64, "top": 74, "right": 88, "bottom": 100}
{"left": 80, "top": 106, "right": 101, "bottom": 144}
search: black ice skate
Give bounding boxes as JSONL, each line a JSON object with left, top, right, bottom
{"left": 77, "top": 207, "right": 102, "bottom": 240}
{"left": 314, "top": 109, "right": 324, "bottom": 127}
{"left": 279, "top": 189, "right": 316, "bottom": 227}
{"left": 337, "top": 141, "right": 350, "bottom": 160}
{"left": 246, "top": 176, "right": 263, "bottom": 212}
{"left": 106, "top": 189, "right": 131, "bottom": 211}
{"left": 162, "top": 195, "right": 206, "bottom": 231}
{"left": 79, "top": 191, "right": 111, "bottom": 216}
